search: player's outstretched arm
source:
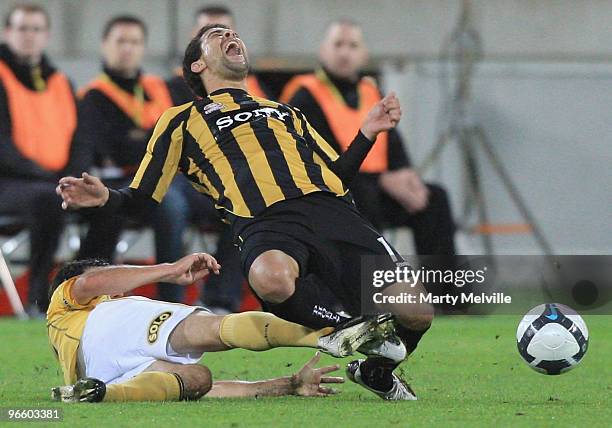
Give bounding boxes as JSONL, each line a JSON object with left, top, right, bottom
{"left": 71, "top": 253, "right": 221, "bottom": 305}
{"left": 328, "top": 92, "right": 402, "bottom": 184}
{"left": 206, "top": 352, "right": 344, "bottom": 398}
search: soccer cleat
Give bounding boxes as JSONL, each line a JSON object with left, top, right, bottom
{"left": 318, "top": 314, "right": 394, "bottom": 358}
{"left": 346, "top": 359, "right": 417, "bottom": 401}
{"left": 51, "top": 378, "right": 106, "bottom": 403}
{"left": 357, "top": 331, "right": 407, "bottom": 363}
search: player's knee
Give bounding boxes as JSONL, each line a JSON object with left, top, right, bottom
{"left": 415, "top": 305, "right": 435, "bottom": 330}
{"left": 395, "top": 303, "right": 434, "bottom": 331}
{"left": 252, "top": 268, "right": 295, "bottom": 303}
{"left": 249, "top": 255, "right": 297, "bottom": 303}
{"left": 180, "top": 365, "right": 212, "bottom": 400}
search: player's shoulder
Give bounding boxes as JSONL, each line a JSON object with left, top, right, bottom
{"left": 47, "top": 276, "right": 79, "bottom": 317}
{"left": 157, "top": 102, "right": 195, "bottom": 127}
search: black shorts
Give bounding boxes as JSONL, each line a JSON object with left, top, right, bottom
{"left": 233, "top": 191, "right": 404, "bottom": 314}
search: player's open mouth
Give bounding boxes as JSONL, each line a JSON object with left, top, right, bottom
{"left": 224, "top": 40, "right": 244, "bottom": 59}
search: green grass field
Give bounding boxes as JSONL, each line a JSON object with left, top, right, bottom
{"left": 0, "top": 315, "right": 609, "bottom": 427}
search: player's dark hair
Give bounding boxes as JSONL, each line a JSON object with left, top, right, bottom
{"left": 196, "top": 5, "right": 233, "bottom": 20}
{"left": 182, "top": 23, "right": 230, "bottom": 98}
{"left": 48, "top": 259, "right": 110, "bottom": 299}
{"left": 102, "top": 15, "right": 148, "bottom": 40}
{"left": 4, "top": 3, "right": 50, "bottom": 29}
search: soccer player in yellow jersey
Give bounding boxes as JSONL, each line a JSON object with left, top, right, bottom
{"left": 57, "top": 24, "right": 433, "bottom": 400}
{"left": 47, "top": 252, "right": 394, "bottom": 402}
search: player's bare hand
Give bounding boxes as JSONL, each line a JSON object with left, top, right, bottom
{"left": 56, "top": 172, "right": 109, "bottom": 210}
{"left": 291, "top": 351, "right": 344, "bottom": 397}
{"left": 167, "top": 253, "right": 221, "bottom": 285}
{"left": 360, "top": 92, "right": 402, "bottom": 141}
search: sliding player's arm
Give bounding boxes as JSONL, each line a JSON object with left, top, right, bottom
{"left": 71, "top": 253, "right": 220, "bottom": 305}
{"left": 56, "top": 106, "right": 188, "bottom": 216}
{"left": 206, "top": 352, "right": 343, "bottom": 398}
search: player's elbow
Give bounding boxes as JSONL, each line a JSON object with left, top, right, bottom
{"left": 72, "top": 276, "right": 98, "bottom": 305}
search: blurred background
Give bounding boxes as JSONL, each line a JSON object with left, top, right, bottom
{"left": 4, "top": 0, "right": 605, "bottom": 254}
{"left": 0, "top": 0, "right": 610, "bottom": 317}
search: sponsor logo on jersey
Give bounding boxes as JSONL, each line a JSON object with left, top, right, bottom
{"left": 215, "top": 107, "right": 290, "bottom": 131}
{"left": 148, "top": 311, "right": 173, "bottom": 344}
{"left": 203, "top": 102, "right": 224, "bottom": 115}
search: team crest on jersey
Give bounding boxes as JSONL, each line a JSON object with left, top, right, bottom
{"left": 203, "top": 102, "right": 224, "bottom": 115}
{"left": 147, "top": 311, "right": 172, "bottom": 344}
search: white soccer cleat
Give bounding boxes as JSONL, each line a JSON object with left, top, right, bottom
{"left": 346, "top": 359, "right": 417, "bottom": 401}
{"left": 357, "top": 332, "right": 407, "bottom": 363}
{"left": 318, "top": 314, "right": 393, "bottom": 358}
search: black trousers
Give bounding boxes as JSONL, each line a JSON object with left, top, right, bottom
{"left": 0, "top": 178, "right": 66, "bottom": 311}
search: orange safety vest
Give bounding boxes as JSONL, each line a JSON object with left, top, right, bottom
{"left": 0, "top": 60, "right": 76, "bottom": 172}
{"left": 79, "top": 73, "right": 173, "bottom": 129}
{"left": 281, "top": 71, "right": 388, "bottom": 173}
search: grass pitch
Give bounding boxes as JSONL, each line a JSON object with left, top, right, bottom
{"left": 0, "top": 315, "right": 609, "bottom": 427}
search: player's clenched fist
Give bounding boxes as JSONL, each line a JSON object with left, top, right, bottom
{"left": 360, "top": 91, "right": 402, "bottom": 141}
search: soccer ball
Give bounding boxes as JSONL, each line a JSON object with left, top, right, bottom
{"left": 516, "top": 303, "right": 589, "bottom": 375}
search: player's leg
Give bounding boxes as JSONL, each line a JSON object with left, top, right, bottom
{"left": 168, "top": 309, "right": 379, "bottom": 357}
{"left": 248, "top": 249, "right": 299, "bottom": 303}
{"left": 335, "top": 237, "right": 434, "bottom": 355}
{"left": 245, "top": 236, "right": 348, "bottom": 328}
{"left": 53, "top": 362, "right": 211, "bottom": 402}
{"left": 377, "top": 278, "right": 435, "bottom": 347}
{"left": 313, "top": 200, "right": 433, "bottom": 399}
{"left": 143, "top": 360, "right": 212, "bottom": 400}
{"left": 170, "top": 310, "right": 333, "bottom": 353}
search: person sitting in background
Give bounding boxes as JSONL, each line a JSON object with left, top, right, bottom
{"left": 282, "top": 19, "right": 458, "bottom": 261}
{"left": 76, "top": 15, "right": 189, "bottom": 303}
{"left": 0, "top": 4, "right": 86, "bottom": 317}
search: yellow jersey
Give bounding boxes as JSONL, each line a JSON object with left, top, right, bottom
{"left": 46, "top": 277, "right": 110, "bottom": 384}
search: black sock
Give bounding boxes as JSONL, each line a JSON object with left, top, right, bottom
{"left": 359, "top": 324, "right": 431, "bottom": 392}
{"left": 266, "top": 274, "right": 346, "bottom": 329}
{"left": 396, "top": 324, "right": 430, "bottom": 354}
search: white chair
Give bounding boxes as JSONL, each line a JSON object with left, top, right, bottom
{"left": 0, "top": 216, "right": 28, "bottom": 319}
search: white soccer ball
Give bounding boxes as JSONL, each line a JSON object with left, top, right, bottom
{"left": 516, "top": 303, "right": 589, "bottom": 375}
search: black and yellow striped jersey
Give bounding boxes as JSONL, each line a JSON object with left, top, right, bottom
{"left": 129, "top": 88, "right": 349, "bottom": 220}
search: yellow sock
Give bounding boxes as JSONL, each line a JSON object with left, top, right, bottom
{"left": 219, "top": 311, "right": 334, "bottom": 351}
{"left": 103, "top": 371, "right": 183, "bottom": 402}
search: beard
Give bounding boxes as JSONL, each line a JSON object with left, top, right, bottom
{"left": 218, "top": 55, "right": 249, "bottom": 81}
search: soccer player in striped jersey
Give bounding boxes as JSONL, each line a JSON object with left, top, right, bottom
{"left": 57, "top": 24, "right": 433, "bottom": 400}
